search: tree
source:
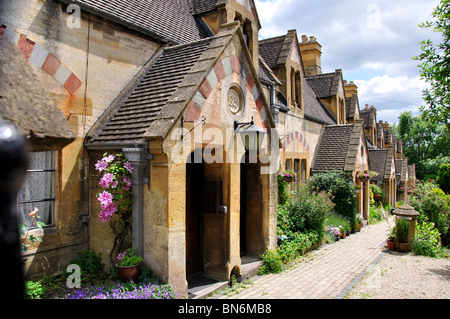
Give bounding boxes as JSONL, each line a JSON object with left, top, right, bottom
{"left": 396, "top": 111, "right": 450, "bottom": 179}
{"left": 438, "top": 164, "right": 450, "bottom": 194}
{"left": 414, "top": 0, "right": 450, "bottom": 130}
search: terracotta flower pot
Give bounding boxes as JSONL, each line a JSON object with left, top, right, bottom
{"left": 396, "top": 242, "right": 409, "bottom": 253}
{"left": 116, "top": 262, "right": 141, "bottom": 282}
{"left": 386, "top": 240, "right": 396, "bottom": 251}
{"left": 340, "top": 232, "right": 346, "bottom": 239}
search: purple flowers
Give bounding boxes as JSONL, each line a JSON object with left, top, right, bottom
{"left": 65, "top": 281, "right": 177, "bottom": 299}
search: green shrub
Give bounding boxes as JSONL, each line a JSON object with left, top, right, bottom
{"left": 25, "top": 280, "right": 46, "bottom": 299}
{"left": 396, "top": 219, "right": 409, "bottom": 243}
{"left": 370, "top": 184, "right": 384, "bottom": 206}
{"left": 438, "top": 163, "right": 450, "bottom": 194}
{"left": 278, "top": 183, "right": 333, "bottom": 236}
{"left": 410, "top": 180, "right": 450, "bottom": 247}
{"left": 420, "top": 190, "right": 449, "bottom": 246}
{"left": 308, "top": 171, "right": 358, "bottom": 224}
{"left": 369, "top": 205, "right": 383, "bottom": 223}
{"left": 258, "top": 250, "right": 283, "bottom": 275}
{"left": 413, "top": 220, "right": 445, "bottom": 258}
{"left": 277, "top": 173, "right": 289, "bottom": 206}
{"left": 325, "top": 213, "right": 351, "bottom": 232}
{"left": 64, "top": 249, "right": 105, "bottom": 280}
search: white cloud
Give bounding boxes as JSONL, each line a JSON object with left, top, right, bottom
{"left": 255, "top": 0, "right": 441, "bottom": 123}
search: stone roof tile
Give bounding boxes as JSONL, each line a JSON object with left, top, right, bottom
{"left": 59, "top": 0, "right": 205, "bottom": 44}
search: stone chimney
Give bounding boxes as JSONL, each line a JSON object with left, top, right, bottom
{"left": 344, "top": 80, "right": 358, "bottom": 98}
{"left": 299, "top": 35, "right": 322, "bottom": 76}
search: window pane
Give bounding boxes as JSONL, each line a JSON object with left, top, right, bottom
{"left": 301, "top": 159, "right": 307, "bottom": 182}
{"left": 17, "top": 151, "right": 55, "bottom": 228}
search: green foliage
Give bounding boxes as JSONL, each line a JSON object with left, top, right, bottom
{"left": 258, "top": 250, "right": 283, "bottom": 275}
{"left": 277, "top": 173, "right": 289, "bottom": 206}
{"left": 396, "top": 111, "right": 450, "bottom": 180}
{"left": 117, "top": 248, "right": 143, "bottom": 267}
{"left": 438, "top": 163, "right": 450, "bottom": 194}
{"left": 370, "top": 184, "right": 384, "bottom": 206}
{"left": 65, "top": 249, "right": 104, "bottom": 280}
{"left": 396, "top": 219, "right": 409, "bottom": 244}
{"left": 369, "top": 205, "right": 384, "bottom": 223}
{"left": 25, "top": 280, "right": 47, "bottom": 299}
{"left": 413, "top": 0, "right": 450, "bottom": 130}
{"left": 410, "top": 180, "right": 450, "bottom": 246}
{"left": 308, "top": 170, "right": 358, "bottom": 224}
{"left": 325, "top": 213, "right": 351, "bottom": 233}
{"left": 413, "top": 220, "right": 446, "bottom": 258}
{"left": 278, "top": 183, "right": 333, "bottom": 235}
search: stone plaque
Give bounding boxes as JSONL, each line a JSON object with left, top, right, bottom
{"left": 227, "top": 87, "right": 242, "bottom": 114}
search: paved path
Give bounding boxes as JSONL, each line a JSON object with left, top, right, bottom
{"left": 215, "top": 218, "right": 391, "bottom": 299}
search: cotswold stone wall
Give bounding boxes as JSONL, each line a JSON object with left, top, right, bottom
{"left": 1, "top": 0, "right": 160, "bottom": 277}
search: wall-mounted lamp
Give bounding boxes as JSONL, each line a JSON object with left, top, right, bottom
{"left": 234, "top": 116, "right": 265, "bottom": 152}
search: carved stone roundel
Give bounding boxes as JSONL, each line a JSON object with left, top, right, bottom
{"left": 227, "top": 87, "right": 242, "bottom": 114}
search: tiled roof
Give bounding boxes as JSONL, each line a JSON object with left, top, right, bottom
{"left": 368, "top": 148, "right": 394, "bottom": 181}
{"left": 306, "top": 70, "right": 342, "bottom": 99}
{"left": 360, "top": 106, "right": 376, "bottom": 128}
{"left": 304, "top": 81, "right": 336, "bottom": 125}
{"left": 258, "top": 35, "right": 286, "bottom": 70}
{"left": 87, "top": 37, "right": 214, "bottom": 145}
{"left": 312, "top": 125, "right": 354, "bottom": 172}
{"left": 258, "top": 56, "right": 281, "bottom": 86}
{"left": 312, "top": 121, "right": 365, "bottom": 173}
{"left": 395, "top": 158, "right": 408, "bottom": 182}
{"left": 368, "top": 149, "right": 387, "bottom": 181}
{"left": 190, "top": 0, "right": 219, "bottom": 15}
{"left": 346, "top": 95, "right": 358, "bottom": 121}
{"left": 0, "top": 37, "right": 76, "bottom": 151}
{"left": 59, "top": 0, "right": 205, "bottom": 44}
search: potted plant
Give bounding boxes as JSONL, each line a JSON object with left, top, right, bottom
{"left": 279, "top": 170, "right": 296, "bottom": 183}
{"left": 396, "top": 219, "right": 409, "bottom": 252}
{"left": 356, "top": 215, "right": 363, "bottom": 232}
{"left": 387, "top": 228, "right": 396, "bottom": 251}
{"left": 340, "top": 225, "right": 346, "bottom": 239}
{"left": 116, "top": 248, "right": 143, "bottom": 282}
{"left": 357, "top": 173, "right": 370, "bottom": 183}
{"left": 345, "top": 221, "right": 351, "bottom": 236}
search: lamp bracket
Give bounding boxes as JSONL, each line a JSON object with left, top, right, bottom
{"left": 181, "top": 116, "right": 206, "bottom": 141}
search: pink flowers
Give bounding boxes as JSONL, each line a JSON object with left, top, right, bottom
{"left": 99, "top": 173, "right": 114, "bottom": 188}
{"left": 98, "top": 191, "right": 113, "bottom": 206}
{"left": 124, "top": 161, "right": 134, "bottom": 174}
{"left": 95, "top": 153, "right": 133, "bottom": 223}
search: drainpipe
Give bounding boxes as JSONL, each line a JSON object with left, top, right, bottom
{"left": 268, "top": 85, "right": 279, "bottom": 123}
{"left": 122, "top": 148, "right": 153, "bottom": 258}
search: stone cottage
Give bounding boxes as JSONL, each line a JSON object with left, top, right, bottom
{"left": 3, "top": 0, "right": 414, "bottom": 299}
{"left": 368, "top": 148, "right": 397, "bottom": 207}
{"left": 259, "top": 30, "right": 336, "bottom": 184}
{"left": 2, "top": 0, "right": 279, "bottom": 298}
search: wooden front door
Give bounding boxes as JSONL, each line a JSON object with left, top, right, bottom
{"left": 186, "top": 161, "right": 204, "bottom": 279}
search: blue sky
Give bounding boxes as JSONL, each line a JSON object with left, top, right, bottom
{"left": 255, "top": 0, "right": 442, "bottom": 124}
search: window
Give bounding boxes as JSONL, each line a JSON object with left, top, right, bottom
{"left": 291, "top": 69, "right": 301, "bottom": 108}
{"left": 301, "top": 159, "right": 307, "bottom": 182}
{"left": 294, "top": 159, "right": 300, "bottom": 183}
{"left": 17, "top": 151, "right": 55, "bottom": 229}
{"left": 285, "top": 159, "right": 292, "bottom": 171}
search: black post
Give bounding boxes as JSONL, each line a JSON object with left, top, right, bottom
{"left": 0, "top": 118, "right": 28, "bottom": 299}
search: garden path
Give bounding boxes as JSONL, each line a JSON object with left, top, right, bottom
{"left": 214, "top": 218, "right": 391, "bottom": 299}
